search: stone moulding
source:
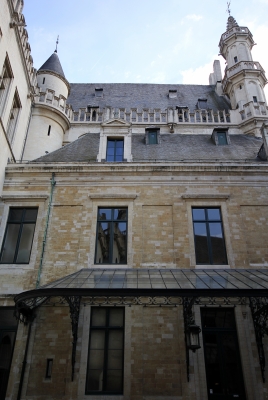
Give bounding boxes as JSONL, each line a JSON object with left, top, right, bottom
{"left": 0, "top": 194, "right": 48, "bottom": 201}
{"left": 88, "top": 193, "right": 137, "bottom": 200}
{"left": 181, "top": 194, "right": 230, "bottom": 199}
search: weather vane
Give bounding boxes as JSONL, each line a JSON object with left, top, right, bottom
{"left": 55, "top": 35, "right": 59, "bottom": 53}
{"left": 227, "top": 1, "right": 231, "bottom": 16}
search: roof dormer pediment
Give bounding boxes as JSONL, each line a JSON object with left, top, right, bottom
{"left": 101, "top": 118, "right": 131, "bottom": 127}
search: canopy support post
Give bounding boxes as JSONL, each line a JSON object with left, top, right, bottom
{"left": 250, "top": 297, "right": 268, "bottom": 383}
{"left": 65, "top": 296, "right": 81, "bottom": 381}
{"left": 183, "top": 297, "right": 195, "bottom": 382}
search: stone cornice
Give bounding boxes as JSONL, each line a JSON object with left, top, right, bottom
{"left": 3, "top": 162, "right": 268, "bottom": 175}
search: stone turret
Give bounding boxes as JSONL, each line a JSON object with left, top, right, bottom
{"left": 219, "top": 14, "right": 268, "bottom": 135}
{"left": 23, "top": 50, "right": 70, "bottom": 160}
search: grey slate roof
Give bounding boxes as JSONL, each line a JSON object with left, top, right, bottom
{"left": 67, "top": 83, "right": 231, "bottom": 113}
{"left": 33, "top": 132, "right": 263, "bottom": 163}
{"left": 39, "top": 51, "right": 66, "bottom": 78}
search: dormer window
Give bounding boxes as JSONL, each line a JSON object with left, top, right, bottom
{"left": 95, "top": 88, "right": 103, "bottom": 98}
{"left": 169, "top": 90, "right": 177, "bottom": 99}
{"left": 234, "top": 56, "right": 238, "bottom": 63}
{"left": 198, "top": 99, "right": 208, "bottom": 109}
{"left": 253, "top": 96, "right": 258, "bottom": 103}
{"left": 211, "top": 128, "right": 230, "bottom": 146}
{"left": 145, "top": 128, "right": 160, "bottom": 145}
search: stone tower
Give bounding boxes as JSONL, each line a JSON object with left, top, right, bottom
{"left": 219, "top": 15, "right": 268, "bottom": 135}
{"left": 22, "top": 50, "right": 70, "bottom": 160}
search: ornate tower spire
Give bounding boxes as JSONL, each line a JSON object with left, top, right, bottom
{"left": 219, "top": 9, "right": 267, "bottom": 137}
{"left": 55, "top": 35, "right": 59, "bottom": 53}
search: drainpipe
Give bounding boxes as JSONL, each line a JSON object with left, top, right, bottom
{"left": 36, "top": 173, "right": 56, "bottom": 288}
{"left": 17, "top": 314, "right": 35, "bottom": 400}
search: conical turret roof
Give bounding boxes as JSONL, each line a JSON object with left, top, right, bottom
{"left": 38, "top": 51, "right": 65, "bottom": 78}
{"left": 226, "top": 15, "right": 239, "bottom": 31}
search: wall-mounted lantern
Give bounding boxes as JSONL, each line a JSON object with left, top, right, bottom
{"left": 186, "top": 323, "right": 201, "bottom": 352}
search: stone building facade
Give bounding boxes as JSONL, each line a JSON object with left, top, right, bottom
{"left": 1, "top": 1, "right": 268, "bottom": 400}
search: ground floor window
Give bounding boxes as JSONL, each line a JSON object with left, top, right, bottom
{"left": 0, "top": 308, "right": 18, "bottom": 400}
{"left": 201, "top": 308, "right": 246, "bottom": 400}
{"left": 86, "top": 307, "right": 124, "bottom": 394}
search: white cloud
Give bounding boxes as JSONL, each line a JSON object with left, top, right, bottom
{"left": 185, "top": 14, "right": 203, "bottom": 21}
{"left": 180, "top": 57, "right": 225, "bottom": 85}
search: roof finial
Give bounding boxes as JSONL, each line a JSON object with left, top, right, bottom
{"left": 227, "top": 1, "right": 231, "bottom": 16}
{"left": 55, "top": 35, "right": 59, "bottom": 53}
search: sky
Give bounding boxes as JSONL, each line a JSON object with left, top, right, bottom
{"left": 23, "top": 0, "right": 268, "bottom": 98}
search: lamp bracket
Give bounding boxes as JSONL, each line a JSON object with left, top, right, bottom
{"left": 250, "top": 297, "right": 268, "bottom": 383}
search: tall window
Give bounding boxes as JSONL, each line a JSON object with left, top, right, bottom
{"left": 106, "top": 139, "right": 124, "bottom": 162}
{"left": 201, "top": 308, "right": 246, "bottom": 399}
{"left": 0, "top": 56, "right": 13, "bottom": 116}
{"left": 95, "top": 208, "right": 127, "bottom": 264}
{"left": 0, "top": 308, "right": 18, "bottom": 400}
{"left": 86, "top": 308, "right": 124, "bottom": 394}
{"left": 0, "top": 208, "right": 38, "bottom": 264}
{"left": 192, "top": 207, "right": 227, "bottom": 265}
{"left": 6, "top": 90, "right": 21, "bottom": 145}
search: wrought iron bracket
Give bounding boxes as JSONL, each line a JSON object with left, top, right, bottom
{"left": 250, "top": 297, "right": 268, "bottom": 383}
{"left": 182, "top": 297, "right": 196, "bottom": 382}
{"left": 65, "top": 296, "right": 81, "bottom": 381}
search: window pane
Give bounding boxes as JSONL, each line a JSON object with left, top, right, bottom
{"left": 90, "top": 331, "right": 105, "bottom": 348}
{"left": 203, "top": 332, "right": 223, "bottom": 394}
{"left": 88, "top": 350, "right": 105, "bottom": 369}
{"left": 109, "top": 309, "right": 124, "bottom": 326}
{"left": 108, "top": 331, "right": 124, "bottom": 349}
{"left": 113, "top": 222, "right": 127, "bottom": 263}
{"left": 107, "top": 349, "right": 123, "bottom": 369}
{"left": 207, "top": 209, "right": 221, "bottom": 221}
{"left": 107, "top": 140, "right": 115, "bottom": 148}
{"left": 16, "top": 224, "right": 35, "bottom": 263}
{"left": 209, "top": 223, "right": 227, "bottom": 264}
{"left": 114, "top": 209, "right": 127, "bottom": 221}
{"left": 116, "top": 140, "right": 124, "bottom": 148}
{"left": 194, "top": 223, "right": 209, "bottom": 264}
{"left": 98, "top": 209, "right": 112, "bottom": 220}
{"left": 8, "top": 209, "right": 23, "bottom": 222}
{"left": 96, "top": 222, "right": 110, "bottom": 264}
{"left": 24, "top": 208, "right": 38, "bottom": 222}
{"left": 192, "top": 208, "right": 205, "bottom": 220}
{"left": 0, "top": 225, "right": 20, "bottom": 263}
{"left": 106, "top": 370, "right": 123, "bottom": 392}
{"left": 87, "top": 369, "right": 103, "bottom": 391}
{"left": 217, "top": 132, "right": 227, "bottom": 145}
{"left": 91, "top": 310, "right": 106, "bottom": 327}
{"left": 115, "top": 154, "right": 123, "bottom": 161}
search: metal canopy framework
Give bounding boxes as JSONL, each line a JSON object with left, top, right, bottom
{"left": 14, "top": 268, "right": 268, "bottom": 382}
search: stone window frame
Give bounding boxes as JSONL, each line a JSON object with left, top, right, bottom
{"left": 0, "top": 54, "right": 14, "bottom": 118}
{"left": 0, "top": 207, "right": 38, "bottom": 264}
{"left": 0, "top": 195, "right": 47, "bottom": 272}
{"left": 85, "top": 307, "right": 125, "bottom": 395}
{"left": 94, "top": 207, "right": 128, "bottom": 265}
{"left": 211, "top": 128, "right": 231, "bottom": 146}
{"left": 145, "top": 127, "right": 160, "bottom": 145}
{"left": 98, "top": 130, "right": 132, "bottom": 162}
{"left": 183, "top": 195, "right": 233, "bottom": 268}
{"left": 88, "top": 195, "right": 136, "bottom": 268}
{"left": 6, "top": 88, "right": 21, "bottom": 145}
{"left": 77, "top": 305, "right": 131, "bottom": 400}
{"left": 192, "top": 206, "right": 228, "bottom": 266}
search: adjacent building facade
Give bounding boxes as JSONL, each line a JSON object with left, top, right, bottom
{"left": 1, "top": 1, "right": 268, "bottom": 399}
